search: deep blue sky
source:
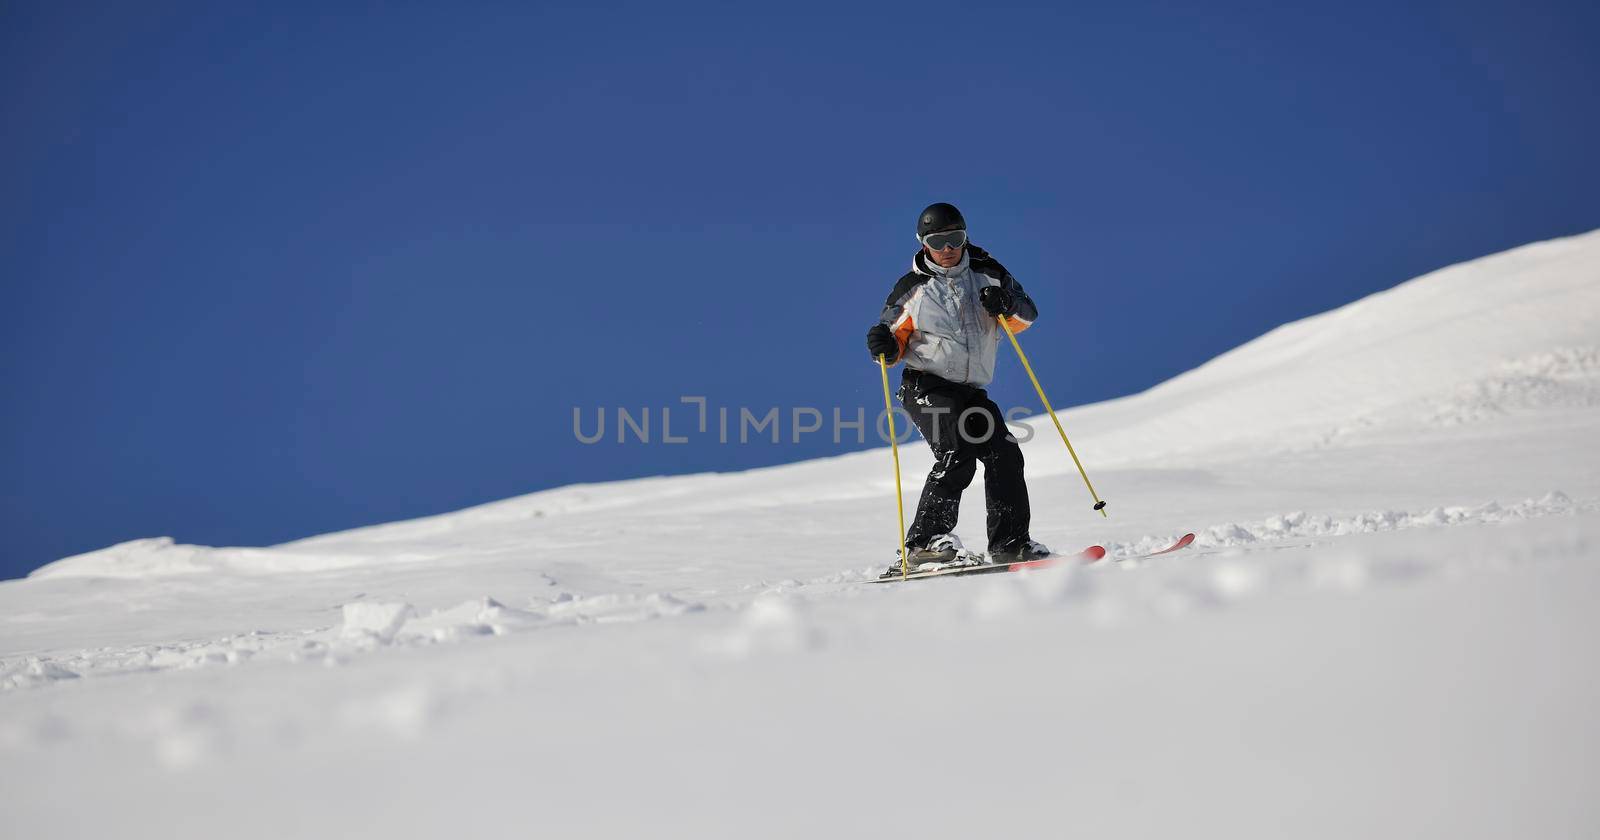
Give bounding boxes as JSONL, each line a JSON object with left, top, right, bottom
{"left": 4, "top": 1, "right": 1598, "bottom": 579}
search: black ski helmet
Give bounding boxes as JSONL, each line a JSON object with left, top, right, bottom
{"left": 917, "top": 202, "right": 966, "bottom": 237}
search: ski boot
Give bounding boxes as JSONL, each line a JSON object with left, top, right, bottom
{"left": 879, "top": 533, "right": 982, "bottom": 578}
{"left": 986, "top": 539, "right": 1054, "bottom": 566}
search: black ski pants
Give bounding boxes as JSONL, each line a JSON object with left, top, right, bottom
{"left": 898, "top": 367, "right": 1031, "bottom": 553}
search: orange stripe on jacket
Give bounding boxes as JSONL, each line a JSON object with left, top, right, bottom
{"left": 890, "top": 311, "right": 916, "bottom": 362}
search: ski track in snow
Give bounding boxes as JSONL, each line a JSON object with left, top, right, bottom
{"left": 0, "top": 589, "right": 706, "bottom": 692}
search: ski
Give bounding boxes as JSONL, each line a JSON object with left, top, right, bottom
{"left": 870, "top": 545, "right": 1107, "bottom": 583}
{"left": 1134, "top": 532, "right": 1196, "bottom": 559}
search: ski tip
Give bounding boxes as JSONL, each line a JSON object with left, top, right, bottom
{"left": 1132, "top": 532, "right": 1198, "bottom": 559}
{"left": 1082, "top": 545, "right": 1108, "bottom": 562}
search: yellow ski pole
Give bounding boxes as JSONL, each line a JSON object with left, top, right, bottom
{"left": 879, "top": 354, "right": 909, "bottom": 579}
{"left": 997, "top": 316, "right": 1108, "bottom": 518}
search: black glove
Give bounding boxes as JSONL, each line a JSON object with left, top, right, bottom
{"left": 980, "top": 285, "right": 1017, "bottom": 317}
{"left": 866, "top": 324, "right": 899, "bottom": 361}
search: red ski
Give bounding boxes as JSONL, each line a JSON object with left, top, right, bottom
{"left": 1007, "top": 545, "right": 1107, "bottom": 570}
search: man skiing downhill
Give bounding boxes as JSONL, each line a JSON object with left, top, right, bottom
{"left": 866, "top": 202, "right": 1052, "bottom": 576}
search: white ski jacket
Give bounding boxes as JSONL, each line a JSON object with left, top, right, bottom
{"left": 876, "top": 245, "right": 1037, "bottom": 387}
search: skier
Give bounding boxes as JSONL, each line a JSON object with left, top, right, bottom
{"left": 866, "top": 202, "right": 1052, "bottom": 575}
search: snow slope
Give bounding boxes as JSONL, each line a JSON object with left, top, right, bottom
{"left": 3, "top": 231, "right": 1599, "bottom": 839}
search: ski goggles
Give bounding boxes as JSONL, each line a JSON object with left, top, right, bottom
{"left": 919, "top": 229, "right": 968, "bottom": 251}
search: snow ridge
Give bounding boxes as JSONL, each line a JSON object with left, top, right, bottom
{"left": 5, "top": 490, "right": 1584, "bottom": 695}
